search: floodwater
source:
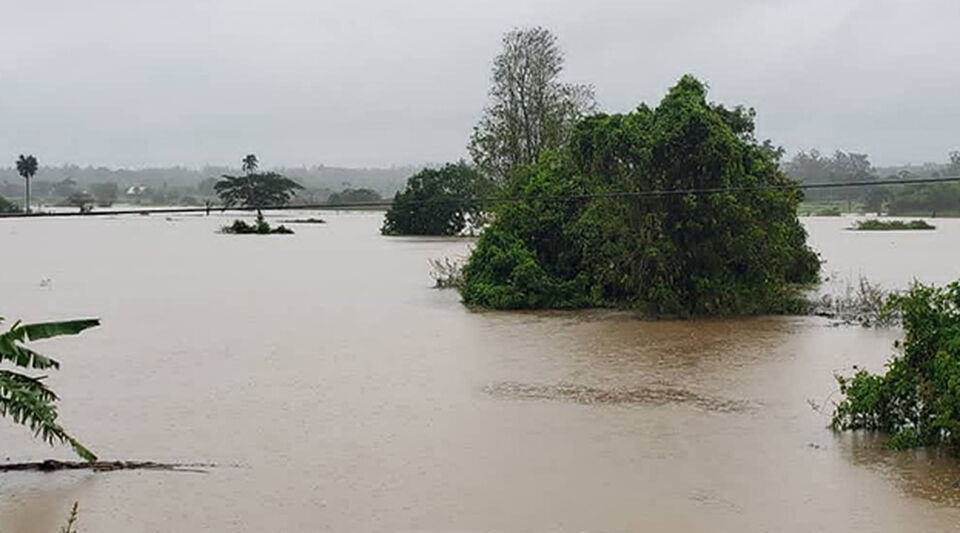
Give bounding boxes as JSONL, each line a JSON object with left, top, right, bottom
{"left": 1, "top": 212, "right": 959, "bottom": 532}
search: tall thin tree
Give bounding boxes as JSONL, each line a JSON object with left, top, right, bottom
{"left": 469, "top": 27, "right": 596, "bottom": 184}
{"left": 16, "top": 155, "right": 38, "bottom": 213}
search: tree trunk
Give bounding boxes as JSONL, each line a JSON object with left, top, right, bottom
{"left": 25, "top": 177, "right": 31, "bottom": 214}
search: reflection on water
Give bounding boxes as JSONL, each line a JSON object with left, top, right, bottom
{"left": 0, "top": 213, "right": 959, "bottom": 532}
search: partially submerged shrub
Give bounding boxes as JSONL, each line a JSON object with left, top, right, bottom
{"left": 832, "top": 280, "right": 960, "bottom": 450}
{"left": 221, "top": 213, "right": 294, "bottom": 234}
{"left": 853, "top": 219, "right": 935, "bottom": 231}
{"left": 813, "top": 277, "right": 897, "bottom": 327}
{"left": 428, "top": 257, "right": 466, "bottom": 289}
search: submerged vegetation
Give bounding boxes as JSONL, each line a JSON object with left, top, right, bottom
{"left": 0, "top": 317, "right": 99, "bottom": 461}
{"left": 461, "top": 76, "right": 820, "bottom": 315}
{"left": 221, "top": 213, "right": 294, "bottom": 235}
{"left": 832, "top": 281, "right": 960, "bottom": 450}
{"left": 0, "top": 194, "right": 19, "bottom": 213}
{"left": 382, "top": 163, "right": 492, "bottom": 236}
{"left": 853, "top": 219, "right": 935, "bottom": 231}
{"left": 281, "top": 217, "right": 326, "bottom": 224}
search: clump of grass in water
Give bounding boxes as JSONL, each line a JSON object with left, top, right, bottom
{"left": 221, "top": 213, "right": 294, "bottom": 234}
{"left": 852, "top": 219, "right": 935, "bottom": 231}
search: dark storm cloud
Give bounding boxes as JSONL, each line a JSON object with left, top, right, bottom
{"left": 0, "top": 0, "right": 956, "bottom": 168}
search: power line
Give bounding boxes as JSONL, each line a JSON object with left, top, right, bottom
{"left": 2, "top": 176, "right": 959, "bottom": 219}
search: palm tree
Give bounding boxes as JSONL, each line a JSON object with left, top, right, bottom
{"left": 241, "top": 154, "right": 259, "bottom": 175}
{"left": 0, "top": 316, "right": 99, "bottom": 461}
{"left": 16, "top": 154, "right": 38, "bottom": 213}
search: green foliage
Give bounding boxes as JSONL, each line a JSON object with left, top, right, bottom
{"left": 833, "top": 281, "right": 960, "bottom": 450}
{"left": 326, "top": 188, "right": 382, "bottom": 205}
{"left": 886, "top": 183, "right": 960, "bottom": 216}
{"left": 814, "top": 206, "right": 843, "bottom": 216}
{"left": 90, "top": 182, "right": 119, "bottom": 206}
{"left": 853, "top": 219, "right": 935, "bottom": 231}
{"left": 861, "top": 187, "right": 891, "bottom": 215}
{"left": 462, "top": 75, "right": 820, "bottom": 316}
{"left": 215, "top": 172, "right": 303, "bottom": 212}
{"left": 783, "top": 149, "right": 875, "bottom": 201}
{"left": 215, "top": 156, "right": 303, "bottom": 213}
{"left": 222, "top": 213, "right": 294, "bottom": 234}
{"left": 16, "top": 154, "right": 38, "bottom": 180}
{"left": 0, "top": 194, "right": 19, "bottom": 213}
{"left": 0, "top": 317, "right": 99, "bottom": 461}
{"left": 381, "top": 162, "right": 493, "bottom": 236}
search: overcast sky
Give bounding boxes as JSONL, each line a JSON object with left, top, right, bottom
{"left": 0, "top": 0, "right": 956, "bottom": 169}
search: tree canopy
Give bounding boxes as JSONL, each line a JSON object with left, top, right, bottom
{"left": 469, "top": 27, "right": 595, "bottom": 185}
{"left": 215, "top": 156, "right": 303, "bottom": 213}
{"left": 326, "top": 188, "right": 382, "bottom": 205}
{"left": 461, "top": 75, "right": 820, "bottom": 316}
{"left": 381, "top": 163, "right": 492, "bottom": 236}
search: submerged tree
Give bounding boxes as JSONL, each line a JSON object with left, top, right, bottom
{"left": 461, "top": 75, "right": 820, "bottom": 315}
{"left": 215, "top": 155, "right": 303, "bottom": 215}
{"left": 16, "top": 154, "right": 38, "bottom": 213}
{"left": 381, "top": 163, "right": 493, "bottom": 236}
{"left": 469, "top": 27, "right": 595, "bottom": 184}
{"left": 0, "top": 317, "right": 99, "bottom": 461}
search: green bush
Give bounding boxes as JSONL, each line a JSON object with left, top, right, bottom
{"left": 832, "top": 281, "right": 960, "bottom": 450}
{"left": 461, "top": 75, "right": 820, "bottom": 316}
{"left": 222, "top": 213, "right": 294, "bottom": 234}
{"left": 853, "top": 219, "right": 935, "bottom": 231}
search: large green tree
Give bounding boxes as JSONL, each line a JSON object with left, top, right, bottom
{"left": 461, "top": 76, "right": 820, "bottom": 316}
{"left": 381, "top": 163, "right": 493, "bottom": 236}
{"left": 16, "top": 154, "right": 38, "bottom": 213}
{"left": 215, "top": 155, "right": 303, "bottom": 215}
{"left": 0, "top": 316, "right": 99, "bottom": 461}
{"left": 469, "top": 27, "right": 595, "bottom": 185}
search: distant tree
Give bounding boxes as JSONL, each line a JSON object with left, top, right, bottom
{"left": 16, "top": 154, "right": 38, "bottom": 213}
{"left": 89, "top": 182, "right": 119, "bottom": 207}
{"left": 381, "top": 163, "right": 493, "bottom": 236}
{"left": 197, "top": 177, "right": 219, "bottom": 195}
{"left": 783, "top": 149, "right": 876, "bottom": 201}
{"left": 0, "top": 316, "right": 99, "bottom": 461}
{"left": 215, "top": 155, "right": 303, "bottom": 215}
{"left": 949, "top": 150, "right": 960, "bottom": 176}
{"left": 862, "top": 187, "right": 891, "bottom": 215}
{"left": 0, "top": 195, "right": 19, "bottom": 214}
{"left": 326, "top": 188, "right": 382, "bottom": 206}
{"left": 469, "top": 27, "right": 596, "bottom": 185}
{"left": 242, "top": 154, "right": 259, "bottom": 174}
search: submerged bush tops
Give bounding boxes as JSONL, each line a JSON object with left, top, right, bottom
{"left": 832, "top": 281, "right": 960, "bottom": 450}
{"left": 853, "top": 219, "right": 935, "bottom": 231}
{"left": 222, "top": 214, "right": 294, "bottom": 234}
{"left": 460, "top": 75, "right": 820, "bottom": 316}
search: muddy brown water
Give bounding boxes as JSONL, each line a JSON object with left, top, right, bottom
{"left": 1, "top": 212, "right": 960, "bottom": 532}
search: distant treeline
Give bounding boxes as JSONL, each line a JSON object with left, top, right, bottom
{"left": 0, "top": 164, "right": 410, "bottom": 197}
{"left": 783, "top": 149, "right": 960, "bottom": 215}
{"left": 0, "top": 164, "right": 406, "bottom": 209}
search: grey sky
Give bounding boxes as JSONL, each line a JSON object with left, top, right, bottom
{"left": 0, "top": 0, "right": 956, "bottom": 169}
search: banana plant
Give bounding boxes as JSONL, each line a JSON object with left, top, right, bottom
{"left": 0, "top": 317, "right": 99, "bottom": 461}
